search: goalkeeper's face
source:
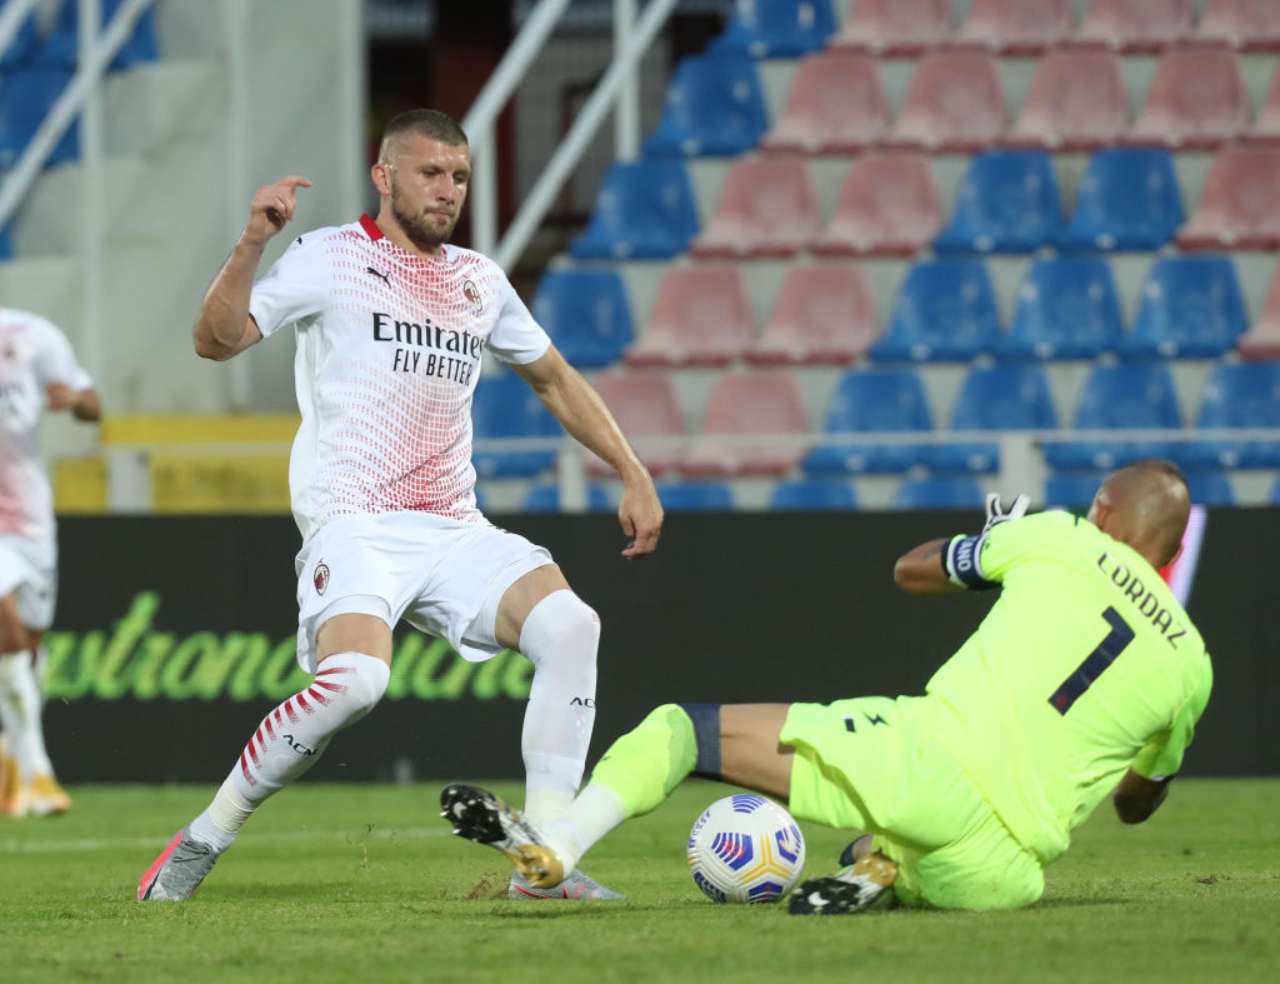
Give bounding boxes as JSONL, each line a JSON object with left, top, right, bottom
{"left": 382, "top": 134, "right": 470, "bottom": 253}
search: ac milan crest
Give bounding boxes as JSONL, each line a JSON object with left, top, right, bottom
{"left": 462, "top": 279, "right": 483, "bottom": 314}
{"left": 313, "top": 561, "right": 330, "bottom": 595}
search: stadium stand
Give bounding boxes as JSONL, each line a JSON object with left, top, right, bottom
{"left": 625, "top": 265, "right": 756, "bottom": 367}
{"left": 642, "top": 52, "right": 768, "bottom": 158}
{"left": 954, "top": 0, "right": 1076, "bottom": 55}
{"left": 1056, "top": 148, "right": 1184, "bottom": 252}
{"left": 682, "top": 369, "right": 809, "bottom": 477}
{"left": 834, "top": 0, "right": 954, "bottom": 54}
{"left": 810, "top": 151, "right": 943, "bottom": 256}
{"left": 1185, "top": 362, "right": 1280, "bottom": 469}
{"left": 691, "top": 155, "right": 822, "bottom": 258}
{"left": 1178, "top": 147, "right": 1280, "bottom": 250}
{"left": 1197, "top": 0, "right": 1280, "bottom": 51}
{"left": 36, "top": 0, "right": 160, "bottom": 70}
{"left": 1074, "top": 0, "right": 1195, "bottom": 52}
{"left": 870, "top": 258, "right": 1000, "bottom": 362}
{"left": 471, "top": 373, "right": 562, "bottom": 479}
{"left": 997, "top": 256, "right": 1125, "bottom": 360}
{"left": 0, "top": 224, "right": 11, "bottom": 261}
{"left": 803, "top": 367, "right": 934, "bottom": 475}
{"left": 570, "top": 161, "right": 698, "bottom": 259}
{"left": 0, "top": 8, "right": 38, "bottom": 68}
{"left": 769, "top": 477, "right": 858, "bottom": 511}
{"left": 533, "top": 270, "right": 633, "bottom": 369}
{"left": 887, "top": 49, "right": 1005, "bottom": 151}
{"left": 714, "top": 0, "right": 838, "bottom": 58}
{"left": 1119, "top": 255, "right": 1247, "bottom": 359}
{"left": 655, "top": 480, "right": 734, "bottom": 511}
{"left": 1045, "top": 472, "right": 1104, "bottom": 508}
{"left": 1006, "top": 49, "right": 1129, "bottom": 151}
{"left": 1238, "top": 264, "right": 1280, "bottom": 360}
{"left": 1186, "top": 471, "right": 1236, "bottom": 505}
{"left": 523, "top": 482, "right": 614, "bottom": 513}
{"left": 1246, "top": 68, "right": 1280, "bottom": 144}
{"left": 0, "top": 66, "right": 78, "bottom": 170}
{"left": 894, "top": 476, "right": 985, "bottom": 510}
{"left": 585, "top": 372, "right": 686, "bottom": 476}
{"left": 761, "top": 51, "right": 891, "bottom": 153}
{"left": 931, "top": 364, "right": 1058, "bottom": 475}
{"left": 1127, "top": 44, "right": 1251, "bottom": 149}
{"left": 746, "top": 262, "right": 878, "bottom": 365}
{"left": 933, "top": 150, "right": 1064, "bottom": 254}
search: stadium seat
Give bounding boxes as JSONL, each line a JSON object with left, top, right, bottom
{"left": 1127, "top": 46, "right": 1250, "bottom": 149}
{"left": 643, "top": 53, "right": 767, "bottom": 159}
{"left": 682, "top": 370, "right": 809, "bottom": 477}
{"left": 761, "top": 51, "right": 891, "bottom": 153}
{"left": 0, "top": 66, "right": 77, "bottom": 169}
{"left": 37, "top": 0, "right": 160, "bottom": 69}
{"left": 870, "top": 258, "right": 1001, "bottom": 363}
{"left": 1273, "top": 477, "right": 1280, "bottom": 504}
{"left": 655, "top": 481, "right": 734, "bottom": 512}
{"left": 833, "top": 0, "right": 954, "bottom": 55}
{"left": 1198, "top": 0, "right": 1280, "bottom": 52}
{"left": 587, "top": 372, "right": 686, "bottom": 476}
{"left": 1007, "top": 50, "right": 1128, "bottom": 151}
{"left": 532, "top": 269, "right": 632, "bottom": 369}
{"left": 770, "top": 478, "right": 858, "bottom": 511}
{"left": 886, "top": 50, "right": 1006, "bottom": 152}
{"left": 802, "top": 368, "right": 934, "bottom": 475}
{"left": 1044, "top": 473, "right": 1104, "bottom": 509}
{"left": 522, "top": 482, "right": 614, "bottom": 513}
{"left": 1245, "top": 67, "right": 1280, "bottom": 144}
{"left": 471, "top": 372, "right": 562, "bottom": 479}
{"left": 746, "top": 263, "right": 878, "bottom": 366}
{"left": 0, "top": 10, "right": 38, "bottom": 68}
{"left": 570, "top": 161, "right": 698, "bottom": 260}
{"left": 692, "top": 156, "right": 822, "bottom": 259}
{"left": 997, "top": 256, "right": 1125, "bottom": 360}
{"left": 931, "top": 365, "right": 1058, "bottom": 475}
{"left": 933, "top": 151, "right": 1064, "bottom": 254}
{"left": 1119, "top": 255, "right": 1247, "bottom": 359}
{"left": 1074, "top": 0, "right": 1195, "bottom": 52}
{"left": 893, "top": 476, "right": 985, "bottom": 510}
{"left": 626, "top": 265, "right": 755, "bottom": 367}
{"left": 1185, "top": 471, "right": 1235, "bottom": 506}
{"left": 1177, "top": 147, "right": 1280, "bottom": 251}
{"left": 1056, "top": 148, "right": 1184, "bottom": 252}
{"left": 1043, "top": 364, "right": 1183, "bottom": 471}
{"left": 810, "top": 152, "right": 943, "bottom": 257}
{"left": 0, "top": 224, "right": 11, "bottom": 261}
{"left": 715, "top": 0, "right": 837, "bottom": 58}
{"left": 955, "top": 0, "right": 1076, "bottom": 55}
{"left": 1184, "top": 362, "right": 1280, "bottom": 469}
{"left": 1238, "top": 263, "right": 1280, "bottom": 360}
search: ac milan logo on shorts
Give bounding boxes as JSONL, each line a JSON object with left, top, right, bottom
{"left": 313, "top": 561, "right": 330, "bottom": 595}
{"left": 462, "top": 279, "right": 483, "bottom": 314}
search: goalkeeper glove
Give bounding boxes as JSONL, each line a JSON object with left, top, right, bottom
{"left": 982, "top": 492, "right": 1029, "bottom": 534}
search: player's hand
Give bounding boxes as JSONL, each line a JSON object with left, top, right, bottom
{"left": 982, "top": 492, "right": 1029, "bottom": 533}
{"left": 619, "top": 477, "right": 663, "bottom": 559}
{"left": 243, "top": 176, "right": 313, "bottom": 247}
{"left": 45, "top": 382, "right": 75, "bottom": 411}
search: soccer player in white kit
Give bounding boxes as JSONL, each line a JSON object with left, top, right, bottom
{"left": 138, "top": 110, "right": 664, "bottom": 901}
{"left": 0, "top": 307, "right": 101, "bottom": 817}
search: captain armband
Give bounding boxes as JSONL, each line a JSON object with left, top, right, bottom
{"left": 942, "top": 534, "right": 997, "bottom": 590}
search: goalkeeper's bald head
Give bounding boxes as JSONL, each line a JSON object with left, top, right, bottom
{"left": 1089, "top": 460, "right": 1191, "bottom": 569}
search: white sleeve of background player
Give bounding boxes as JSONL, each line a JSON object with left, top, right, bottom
{"left": 487, "top": 274, "right": 552, "bottom": 366}
{"left": 248, "top": 235, "right": 329, "bottom": 339}
{"left": 33, "top": 319, "right": 93, "bottom": 390}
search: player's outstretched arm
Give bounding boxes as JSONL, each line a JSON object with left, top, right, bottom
{"left": 512, "top": 346, "right": 663, "bottom": 558}
{"left": 194, "top": 176, "right": 312, "bottom": 362}
{"left": 894, "top": 538, "right": 965, "bottom": 595}
{"left": 45, "top": 383, "right": 101, "bottom": 422}
{"left": 1113, "top": 768, "right": 1173, "bottom": 824}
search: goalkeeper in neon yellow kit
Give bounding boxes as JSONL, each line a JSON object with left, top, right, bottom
{"left": 441, "top": 460, "right": 1212, "bottom": 913}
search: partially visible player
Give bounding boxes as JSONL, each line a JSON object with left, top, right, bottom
{"left": 0, "top": 307, "right": 101, "bottom": 817}
{"left": 443, "top": 461, "right": 1212, "bottom": 913}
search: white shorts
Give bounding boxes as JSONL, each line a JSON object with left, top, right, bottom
{"left": 0, "top": 533, "right": 57, "bottom": 631}
{"left": 293, "top": 512, "right": 554, "bottom": 674}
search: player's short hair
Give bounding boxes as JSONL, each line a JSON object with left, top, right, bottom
{"left": 379, "top": 110, "right": 469, "bottom": 164}
{"left": 1102, "top": 459, "right": 1190, "bottom": 567}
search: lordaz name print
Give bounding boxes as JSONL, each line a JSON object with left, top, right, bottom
{"left": 372, "top": 311, "right": 485, "bottom": 385}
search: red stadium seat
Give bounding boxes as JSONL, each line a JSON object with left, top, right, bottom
{"left": 886, "top": 50, "right": 1006, "bottom": 152}
{"left": 626, "top": 265, "right": 756, "bottom": 367}
{"left": 1074, "top": 0, "right": 1195, "bottom": 52}
{"left": 955, "top": 0, "right": 1075, "bottom": 55}
{"left": 1007, "top": 49, "right": 1129, "bottom": 150}
{"left": 1177, "top": 146, "right": 1280, "bottom": 250}
{"left": 1127, "top": 45, "right": 1251, "bottom": 149}
{"left": 1238, "top": 263, "right": 1280, "bottom": 361}
{"left": 746, "top": 263, "right": 878, "bottom": 366}
{"left": 833, "top": 0, "right": 954, "bottom": 56}
{"left": 810, "top": 152, "right": 942, "bottom": 257}
{"left": 762, "top": 51, "right": 891, "bottom": 154}
{"left": 1198, "top": 0, "right": 1280, "bottom": 52}
{"left": 586, "top": 372, "right": 686, "bottom": 475}
{"left": 682, "top": 370, "right": 810, "bottom": 477}
{"left": 691, "top": 156, "right": 822, "bottom": 259}
{"left": 1244, "top": 67, "right": 1280, "bottom": 144}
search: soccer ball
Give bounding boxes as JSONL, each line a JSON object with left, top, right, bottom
{"left": 686, "top": 794, "right": 806, "bottom": 903}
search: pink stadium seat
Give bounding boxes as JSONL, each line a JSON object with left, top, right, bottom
{"left": 1007, "top": 49, "right": 1129, "bottom": 150}
{"left": 747, "top": 264, "right": 879, "bottom": 366}
{"left": 691, "top": 156, "right": 822, "bottom": 259}
{"left": 762, "top": 51, "right": 890, "bottom": 154}
{"left": 626, "top": 265, "right": 756, "bottom": 368}
{"left": 1238, "top": 263, "right": 1280, "bottom": 361}
{"left": 1198, "top": 0, "right": 1280, "bottom": 52}
{"left": 1246, "top": 68, "right": 1280, "bottom": 144}
{"left": 886, "top": 51, "right": 1006, "bottom": 152}
{"left": 811, "top": 152, "right": 942, "bottom": 257}
{"left": 682, "top": 370, "right": 810, "bottom": 477}
{"left": 1127, "top": 45, "right": 1251, "bottom": 149}
{"left": 833, "top": 0, "right": 954, "bottom": 56}
{"left": 1074, "top": 0, "right": 1195, "bottom": 52}
{"left": 1177, "top": 146, "right": 1280, "bottom": 250}
{"left": 586, "top": 372, "right": 686, "bottom": 476}
{"left": 956, "top": 0, "right": 1075, "bottom": 55}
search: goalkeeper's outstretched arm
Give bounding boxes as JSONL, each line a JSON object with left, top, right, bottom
{"left": 894, "top": 538, "right": 964, "bottom": 595}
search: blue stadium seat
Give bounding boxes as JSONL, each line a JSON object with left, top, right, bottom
{"left": 803, "top": 368, "right": 933, "bottom": 475}
{"left": 997, "top": 256, "right": 1125, "bottom": 361}
{"left": 522, "top": 482, "right": 614, "bottom": 513}
{"left": 0, "top": 66, "right": 77, "bottom": 169}
{"left": 934, "top": 151, "right": 1064, "bottom": 254}
{"left": 931, "top": 365, "right": 1058, "bottom": 474}
{"left": 0, "top": 224, "right": 11, "bottom": 261}
{"left": 532, "top": 269, "right": 633, "bottom": 369}
{"left": 1057, "top": 149, "right": 1184, "bottom": 253}
{"left": 1044, "top": 473, "right": 1103, "bottom": 509}
{"left": 656, "top": 481, "right": 734, "bottom": 511}
{"left": 471, "top": 372, "right": 562, "bottom": 478}
{"left": 1184, "top": 362, "right": 1280, "bottom": 470}
{"left": 1185, "top": 471, "right": 1235, "bottom": 507}
{"left": 1119, "top": 255, "right": 1247, "bottom": 359}
{"left": 0, "top": 11, "right": 39, "bottom": 68}
{"left": 36, "top": 0, "right": 160, "bottom": 69}
{"left": 1273, "top": 478, "right": 1280, "bottom": 505}
{"left": 769, "top": 478, "right": 858, "bottom": 511}
{"left": 893, "top": 476, "right": 985, "bottom": 510}
{"left": 571, "top": 161, "right": 699, "bottom": 260}
{"left": 1044, "top": 364, "right": 1182, "bottom": 471}
{"left": 870, "top": 259, "right": 1000, "bottom": 363}
{"left": 714, "top": 0, "right": 838, "bottom": 57}
{"left": 643, "top": 53, "right": 768, "bottom": 158}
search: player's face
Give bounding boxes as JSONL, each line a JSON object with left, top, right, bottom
{"left": 386, "top": 135, "right": 471, "bottom": 252}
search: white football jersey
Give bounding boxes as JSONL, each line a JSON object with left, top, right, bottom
{"left": 0, "top": 308, "right": 93, "bottom": 541}
{"left": 249, "top": 215, "right": 551, "bottom": 543}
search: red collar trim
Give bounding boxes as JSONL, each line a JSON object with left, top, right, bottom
{"left": 359, "top": 213, "right": 384, "bottom": 241}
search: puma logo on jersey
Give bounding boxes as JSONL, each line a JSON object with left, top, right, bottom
{"left": 366, "top": 266, "right": 392, "bottom": 287}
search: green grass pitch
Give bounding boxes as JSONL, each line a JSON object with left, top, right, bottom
{"left": 2, "top": 779, "right": 1278, "bottom": 983}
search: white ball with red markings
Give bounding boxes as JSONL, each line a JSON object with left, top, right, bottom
{"left": 686, "top": 794, "right": 806, "bottom": 904}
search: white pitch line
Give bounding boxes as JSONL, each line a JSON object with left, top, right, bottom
{"left": 0, "top": 825, "right": 450, "bottom": 854}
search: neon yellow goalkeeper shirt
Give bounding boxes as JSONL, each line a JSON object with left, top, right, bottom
{"left": 922, "top": 511, "right": 1212, "bottom": 865}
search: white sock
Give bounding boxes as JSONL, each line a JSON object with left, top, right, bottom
{"left": 0, "top": 652, "right": 54, "bottom": 783}
{"left": 545, "top": 783, "right": 627, "bottom": 872}
{"left": 517, "top": 590, "right": 600, "bottom": 826}
{"left": 188, "top": 652, "right": 389, "bottom": 850}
